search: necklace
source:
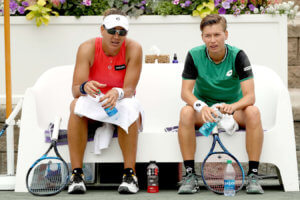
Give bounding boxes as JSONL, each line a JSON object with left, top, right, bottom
{"left": 206, "top": 45, "right": 227, "bottom": 64}
{"left": 108, "top": 57, "right": 113, "bottom": 70}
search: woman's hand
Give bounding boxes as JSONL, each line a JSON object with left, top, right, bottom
{"left": 201, "top": 106, "right": 218, "bottom": 123}
{"left": 99, "top": 88, "right": 119, "bottom": 109}
{"left": 83, "top": 80, "right": 106, "bottom": 97}
{"left": 216, "top": 103, "right": 236, "bottom": 114}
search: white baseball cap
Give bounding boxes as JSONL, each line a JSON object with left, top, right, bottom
{"left": 103, "top": 14, "right": 129, "bottom": 31}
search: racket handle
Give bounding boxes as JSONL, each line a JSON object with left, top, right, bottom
{"left": 51, "top": 116, "right": 62, "bottom": 141}
{"left": 212, "top": 125, "right": 218, "bottom": 134}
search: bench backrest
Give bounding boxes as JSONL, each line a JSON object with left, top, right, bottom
{"left": 31, "top": 64, "right": 281, "bottom": 131}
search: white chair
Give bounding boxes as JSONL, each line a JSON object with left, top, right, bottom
{"left": 15, "top": 64, "right": 298, "bottom": 192}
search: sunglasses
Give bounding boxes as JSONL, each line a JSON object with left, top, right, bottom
{"left": 104, "top": 26, "right": 127, "bottom": 36}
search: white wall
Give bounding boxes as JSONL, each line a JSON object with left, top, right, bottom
{"left": 0, "top": 15, "right": 287, "bottom": 103}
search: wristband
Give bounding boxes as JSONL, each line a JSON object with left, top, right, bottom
{"left": 113, "top": 87, "right": 124, "bottom": 100}
{"left": 80, "top": 81, "right": 88, "bottom": 95}
{"left": 193, "top": 100, "right": 207, "bottom": 113}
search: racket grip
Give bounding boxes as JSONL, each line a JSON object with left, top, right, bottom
{"left": 212, "top": 126, "right": 218, "bottom": 134}
{"left": 51, "top": 116, "right": 62, "bottom": 141}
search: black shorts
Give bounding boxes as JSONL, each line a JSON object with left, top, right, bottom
{"left": 87, "top": 120, "right": 117, "bottom": 139}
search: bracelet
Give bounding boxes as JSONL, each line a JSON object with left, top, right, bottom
{"left": 193, "top": 100, "right": 207, "bottom": 113}
{"left": 79, "top": 81, "right": 88, "bottom": 95}
{"left": 113, "top": 87, "right": 124, "bottom": 100}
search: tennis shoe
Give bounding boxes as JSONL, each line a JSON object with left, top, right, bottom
{"left": 68, "top": 171, "right": 86, "bottom": 194}
{"left": 246, "top": 173, "right": 264, "bottom": 194}
{"left": 178, "top": 169, "right": 200, "bottom": 194}
{"left": 118, "top": 171, "right": 139, "bottom": 194}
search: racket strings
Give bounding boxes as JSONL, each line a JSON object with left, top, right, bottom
{"left": 202, "top": 153, "right": 244, "bottom": 193}
{"left": 28, "top": 159, "right": 68, "bottom": 195}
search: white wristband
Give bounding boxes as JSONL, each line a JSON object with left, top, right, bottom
{"left": 193, "top": 100, "right": 207, "bottom": 113}
{"left": 113, "top": 87, "right": 124, "bottom": 100}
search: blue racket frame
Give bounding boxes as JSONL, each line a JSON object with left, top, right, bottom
{"left": 26, "top": 140, "right": 70, "bottom": 196}
{"left": 201, "top": 133, "right": 245, "bottom": 194}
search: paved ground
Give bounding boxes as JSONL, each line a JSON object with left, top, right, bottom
{"left": 1, "top": 186, "right": 300, "bottom": 200}
{"left": 1, "top": 180, "right": 300, "bottom": 200}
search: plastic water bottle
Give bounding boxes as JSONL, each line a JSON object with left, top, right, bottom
{"left": 199, "top": 121, "right": 218, "bottom": 136}
{"left": 199, "top": 108, "right": 222, "bottom": 137}
{"left": 98, "top": 89, "right": 119, "bottom": 120}
{"left": 147, "top": 161, "right": 159, "bottom": 193}
{"left": 224, "top": 160, "right": 236, "bottom": 196}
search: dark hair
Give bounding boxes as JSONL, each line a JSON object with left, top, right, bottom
{"left": 200, "top": 14, "right": 227, "bottom": 32}
{"left": 103, "top": 8, "right": 126, "bottom": 19}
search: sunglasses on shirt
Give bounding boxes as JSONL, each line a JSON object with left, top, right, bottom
{"left": 104, "top": 25, "right": 127, "bottom": 36}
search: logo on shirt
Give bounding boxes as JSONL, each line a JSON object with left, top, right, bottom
{"left": 115, "top": 64, "right": 126, "bottom": 71}
{"left": 226, "top": 70, "right": 233, "bottom": 77}
{"left": 244, "top": 66, "right": 252, "bottom": 71}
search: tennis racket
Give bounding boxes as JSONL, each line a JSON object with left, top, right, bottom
{"left": 26, "top": 117, "right": 69, "bottom": 196}
{"left": 0, "top": 124, "right": 8, "bottom": 137}
{"left": 0, "top": 99, "right": 23, "bottom": 137}
{"left": 201, "top": 126, "right": 245, "bottom": 194}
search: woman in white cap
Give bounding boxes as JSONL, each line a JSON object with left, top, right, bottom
{"left": 67, "top": 8, "right": 143, "bottom": 194}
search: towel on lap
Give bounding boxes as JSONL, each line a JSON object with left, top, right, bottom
{"left": 74, "top": 95, "right": 144, "bottom": 133}
{"left": 74, "top": 95, "right": 144, "bottom": 154}
{"left": 93, "top": 123, "right": 115, "bottom": 155}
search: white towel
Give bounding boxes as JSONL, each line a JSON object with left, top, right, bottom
{"left": 218, "top": 114, "right": 239, "bottom": 135}
{"left": 93, "top": 123, "right": 114, "bottom": 155}
{"left": 74, "top": 95, "right": 144, "bottom": 133}
{"left": 74, "top": 95, "right": 144, "bottom": 154}
{"left": 211, "top": 103, "right": 239, "bottom": 135}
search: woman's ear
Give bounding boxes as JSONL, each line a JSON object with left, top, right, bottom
{"left": 225, "top": 30, "right": 228, "bottom": 40}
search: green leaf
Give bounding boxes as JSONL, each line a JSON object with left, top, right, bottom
{"left": 115, "top": 0, "right": 123, "bottom": 8}
{"left": 26, "top": 12, "right": 35, "bottom": 20}
{"left": 122, "top": 4, "right": 130, "bottom": 13}
{"left": 134, "top": 9, "right": 144, "bottom": 17}
{"left": 52, "top": 11, "right": 59, "bottom": 16}
{"left": 108, "top": 0, "right": 114, "bottom": 8}
{"left": 192, "top": 10, "right": 200, "bottom": 16}
{"left": 26, "top": 5, "right": 39, "bottom": 12}
{"left": 36, "top": 17, "right": 42, "bottom": 27}
{"left": 41, "top": 16, "right": 50, "bottom": 25}
{"left": 197, "top": 4, "right": 204, "bottom": 12}
{"left": 37, "top": 0, "right": 46, "bottom": 7}
{"left": 200, "top": 7, "right": 212, "bottom": 18}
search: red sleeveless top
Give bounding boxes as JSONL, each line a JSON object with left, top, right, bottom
{"left": 89, "top": 37, "right": 126, "bottom": 94}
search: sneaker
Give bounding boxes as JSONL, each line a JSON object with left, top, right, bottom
{"left": 68, "top": 170, "right": 86, "bottom": 194}
{"left": 246, "top": 173, "right": 264, "bottom": 194}
{"left": 178, "top": 170, "right": 200, "bottom": 194}
{"left": 118, "top": 169, "right": 139, "bottom": 194}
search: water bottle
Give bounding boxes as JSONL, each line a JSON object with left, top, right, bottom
{"left": 224, "top": 160, "right": 236, "bottom": 196}
{"left": 199, "top": 108, "right": 222, "bottom": 137}
{"left": 147, "top": 161, "right": 159, "bottom": 193}
{"left": 98, "top": 89, "right": 119, "bottom": 120}
{"left": 199, "top": 122, "right": 218, "bottom": 136}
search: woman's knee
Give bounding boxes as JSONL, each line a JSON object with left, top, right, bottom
{"left": 180, "top": 106, "right": 195, "bottom": 125}
{"left": 69, "top": 99, "right": 78, "bottom": 114}
{"left": 245, "top": 106, "right": 261, "bottom": 123}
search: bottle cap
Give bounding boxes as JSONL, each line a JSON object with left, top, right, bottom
{"left": 173, "top": 53, "right": 177, "bottom": 60}
{"left": 227, "top": 160, "right": 232, "bottom": 164}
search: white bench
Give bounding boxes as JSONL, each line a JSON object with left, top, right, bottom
{"left": 15, "top": 64, "right": 299, "bottom": 192}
